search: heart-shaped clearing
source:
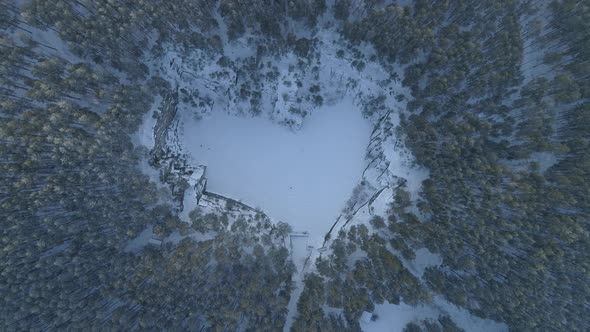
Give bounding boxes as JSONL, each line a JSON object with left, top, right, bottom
{"left": 180, "top": 98, "right": 371, "bottom": 245}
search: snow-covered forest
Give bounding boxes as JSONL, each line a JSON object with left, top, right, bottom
{"left": 1, "top": 0, "right": 589, "bottom": 331}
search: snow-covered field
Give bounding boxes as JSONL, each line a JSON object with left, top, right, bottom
{"left": 181, "top": 98, "right": 370, "bottom": 246}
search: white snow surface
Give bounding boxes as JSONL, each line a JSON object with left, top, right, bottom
{"left": 361, "top": 296, "right": 508, "bottom": 332}
{"left": 181, "top": 98, "right": 371, "bottom": 245}
{"left": 361, "top": 301, "right": 439, "bottom": 332}
{"left": 411, "top": 248, "right": 443, "bottom": 278}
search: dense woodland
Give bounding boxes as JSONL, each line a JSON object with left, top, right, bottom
{"left": 1, "top": 0, "right": 295, "bottom": 330}
{"left": 345, "top": 0, "right": 589, "bottom": 331}
{"left": 1, "top": 0, "right": 588, "bottom": 331}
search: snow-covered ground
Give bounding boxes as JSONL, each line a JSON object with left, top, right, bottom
{"left": 361, "top": 301, "right": 440, "bottom": 332}
{"left": 181, "top": 98, "right": 370, "bottom": 247}
{"left": 362, "top": 296, "right": 508, "bottom": 332}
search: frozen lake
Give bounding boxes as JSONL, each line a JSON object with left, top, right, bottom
{"left": 181, "top": 100, "right": 371, "bottom": 241}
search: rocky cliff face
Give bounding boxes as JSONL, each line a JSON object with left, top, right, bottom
{"left": 320, "top": 109, "right": 408, "bottom": 248}
{"left": 151, "top": 89, "right": 179, "bottom": 166}
{"left": 148, "top": 88, "right": 276, "bottom": 218}
{"left": 149, "top": 89, "right": 207, "bottom": 213}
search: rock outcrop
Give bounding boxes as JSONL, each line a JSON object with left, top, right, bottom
{"left": 149, "top": 88, "right": 207, "bottom": 213}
